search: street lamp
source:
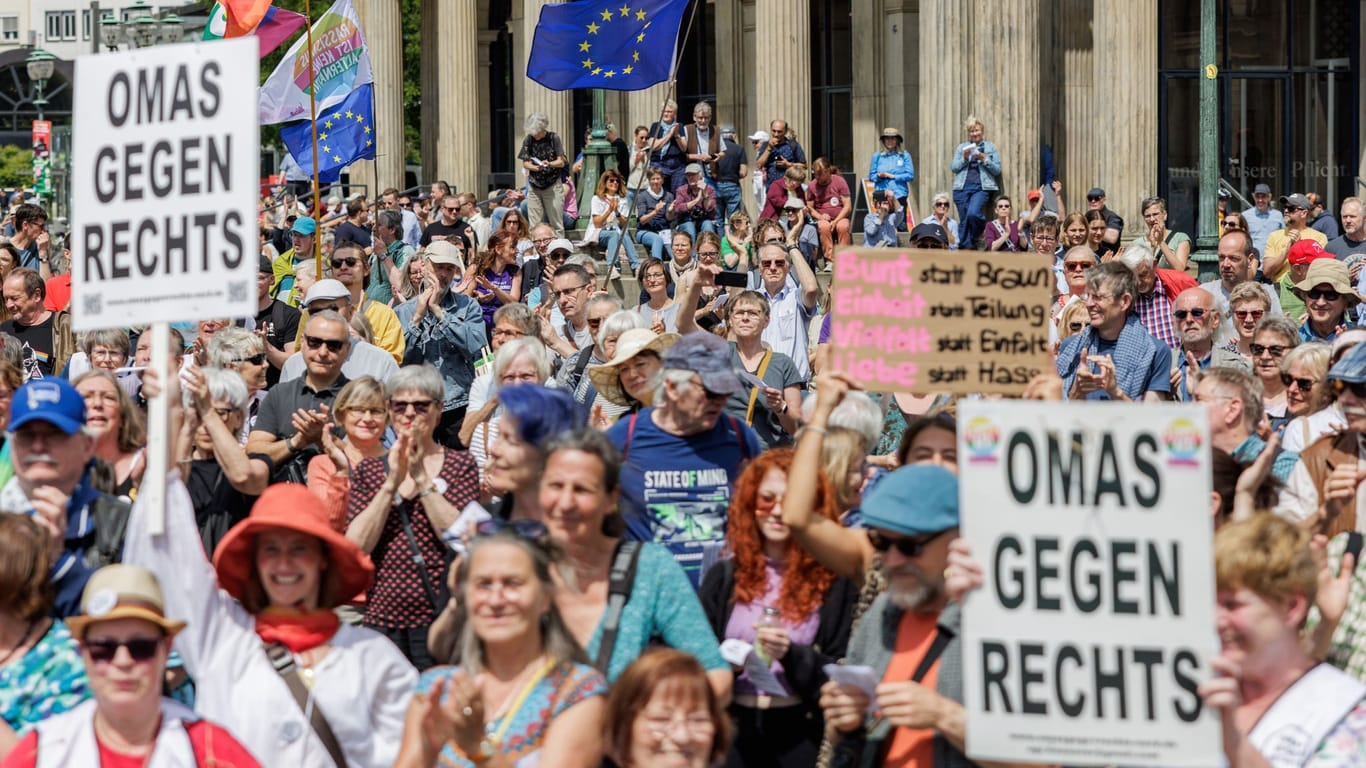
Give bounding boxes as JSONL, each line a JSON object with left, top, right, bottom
{"left": 25, "top": 48, "right": 55, "bottom": 122}
{"left": 100, "top": 14, "right": 124, "bottom": 50}
{"left": 131, "top": 14, "right": 160, "bottom": 48}
{"left": 159, "top": 14, "right": 184, "bottom": 45}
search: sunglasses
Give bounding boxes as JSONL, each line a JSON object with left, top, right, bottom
{"left": 476, "top": 518, "right": 549, "bottom": 539}
{"left": 1306, "top": 288, "right": 1342, "bottom": 302}
{"left": 761, "top": 238, "right": 785, "bottom": 246}
{"left": 389, "top": 398, "right": 435, "bottom": 415}
{"left": 1334, "top": 380, "right": 1366, "bottom": 398}
{"left": 1172, "top": 308, "right": 1208, "bottom": 321}
{"left": 1233, "top": 309, "right": 1264, "bottom": 321}
{"left": 308, "top": 303, "right": 342, "bottom": 314}
{"left": 1063, "top": 261, "right": 1093, "bottom": 272}
{"left": 934, "top": 202, "right": 949, "bottom": 208}
{"left": 867, "top": 528, "right": 948, "bottom": 557}
{"left": 1068, "top": 322, "right": 1084, "bottom": 332}
{"left": 233, "top": 353, "right": 267, "bottom": 366}
{"left": 1087, "top": 196, "right": 1103, "bottom": 202}
{"left": 330, "top": 257, "right": 360, "bottom": 268}
{"left": 1280, "top": 373, "right": 1317, "bottom": 391}
{"left": 761, "top": 260, "right": 786, "bottom": 269}
{"left": 85, "top": 636, "right": 161, "bottom": 663}
{"left": 754, "top": 493, "right": 782, "bottom": 516}
{"left": 1250, "top": 343, "right": 1288, "bottom": 357}
{"left": 304, "top": 335, "right": 346, "bottom": 353}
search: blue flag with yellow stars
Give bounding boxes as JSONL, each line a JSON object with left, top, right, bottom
{"left": 279, "top": 83, "right": 377, "bottom": 183}
{"left": 527, "top": 0, "right": 691, "bottom": 91}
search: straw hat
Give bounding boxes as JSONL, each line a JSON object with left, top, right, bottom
{"left": 880, "top": 127, "right": 903, "bottom": 142}
{"left": 1292, "top": 258, "right": 1363, "bottom": 309}
{"left": 588, "top": 329, "right": 680, "bottom": 407}
{"left": 66, "top": 565, "right": 186, "bottom": 638}
{"left": 212, "top": 484, "right": 374, "bottom": 608}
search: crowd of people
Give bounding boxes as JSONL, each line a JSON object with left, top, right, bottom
{"left": 0, "top": 96, "right": 1365, "bottom": 768}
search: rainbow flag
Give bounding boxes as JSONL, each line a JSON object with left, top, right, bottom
{"left": 204, "top": 1, "right": 306, "bottom": 59}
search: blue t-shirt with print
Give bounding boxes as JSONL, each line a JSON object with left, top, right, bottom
{"left": 607, "top": 408, "right": 762, "bottom": 587}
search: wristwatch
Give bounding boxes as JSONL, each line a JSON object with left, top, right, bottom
{"left": 469, "top": 738, "right": 496, "bottom": 765}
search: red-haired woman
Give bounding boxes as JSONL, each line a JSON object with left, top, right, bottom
{"left": 699, "top": 449, "right": 858, "bottom": 768}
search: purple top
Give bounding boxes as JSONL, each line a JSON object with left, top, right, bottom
{"left": 477, "top": 265, "right": 518, "bottom": 328}
{"left": 722, "top": 559, "right": 820, "bottom": 696}
{"left": 818, "top": 312, "right": 832, "bottom": 344}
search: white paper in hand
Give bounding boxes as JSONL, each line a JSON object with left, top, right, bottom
{"left": 736, "top": 368, "right": 767, "bottom": 391}
{"left": 441, "top": 501, "right": 493, "bottom": 555}
{"left": 823, "top": 663, "right": 880, "bottom": 711}
{"left": 719, "top": 639, "right": 789, "bottom": 696}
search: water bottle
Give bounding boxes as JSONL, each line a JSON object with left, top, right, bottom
{"left": 754, "top": 606, "right": 782, "bottom": 664}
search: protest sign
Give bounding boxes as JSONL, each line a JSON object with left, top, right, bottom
{"left": 957, "top": 400, "right": 1219, "bottom": 766}
{"left": 71, "top": 37, "right": 258, "bottom": 332}
{"left": 828, "top": 247, "right": 1052, "bottom": 395}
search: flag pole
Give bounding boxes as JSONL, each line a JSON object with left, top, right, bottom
{"left": 305, "top": 0, "right": 322, "bottom": 275}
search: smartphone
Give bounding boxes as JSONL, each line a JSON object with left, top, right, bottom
{"left": 715, "top": 271, "right": 748, "bottom": 289}
{"left": 1347, "top": 532, "right": 1363, "bottom": 570}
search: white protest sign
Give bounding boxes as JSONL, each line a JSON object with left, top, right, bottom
{"left": 71, "top": 38, "right": 258, "bottom": 331}
{"left": 957, "top": 401, "right": 1219, "bottom": 767}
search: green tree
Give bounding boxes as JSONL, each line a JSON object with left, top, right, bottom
{"left": 0, "top": 145, "right": 36, "bottom": 189}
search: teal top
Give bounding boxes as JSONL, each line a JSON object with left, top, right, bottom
{"left": 584, "top": 542, "right": 728, "bottom": 681}
{"left": 0, "top": 620, "right": 89, "bottom": 735}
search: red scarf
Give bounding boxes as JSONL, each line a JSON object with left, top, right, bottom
{"left": 255, "top": 607, "right": 341, "bottom": 653}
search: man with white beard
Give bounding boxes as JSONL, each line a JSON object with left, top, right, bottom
{"left": 818, "top": 465, "right": 978, "bottom": 768}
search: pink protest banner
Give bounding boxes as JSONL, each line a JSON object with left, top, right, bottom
{"left": 827, "top": 247, "right": 1054, "bottom": 395}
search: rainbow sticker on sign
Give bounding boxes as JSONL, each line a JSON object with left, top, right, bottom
{"left": 963, "top": 416, "right": 1001, "bottom": 463}
{"left": 1163, "top": 418, "right": 1204, "bottom": 467}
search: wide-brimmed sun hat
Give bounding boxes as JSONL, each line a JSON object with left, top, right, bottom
{"left": 588, "top": 329, "right": 680, "bottom": 407}
{"left": 66, "top": 564, "right": 187, "bottom": 639}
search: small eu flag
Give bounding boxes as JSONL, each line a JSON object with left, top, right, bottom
{"left": 527, "top": 0, "right": 691, "bottom": 92}
{"left": 279, "top": 83, "right": 377, "bottom": 184}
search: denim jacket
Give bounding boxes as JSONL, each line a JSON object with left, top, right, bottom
{"left": 394, "top": 291, "right": 488, "bottom": 410}
{"left": 949, "top": 140, "right": 1002, "bottom": 191}
{"left": 868, "top": 150, "right": 915, "bottom": 199}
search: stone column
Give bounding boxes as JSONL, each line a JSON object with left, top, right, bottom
{"left": 477, "top": 29, "right": 498, "bottom": 194}
{"left": 970, "top": 0, "right": 1040, "bottom": 202}
{"left": 352, "top": 0, "right": 403, "bottom": 191}
{"left": 1056, "top": 0, "right": 1095, "bottom": 206}
{"left": 520, "top": 0, "right": 572, "bottom": 145}
{"left": 713, "top": 0, "right": 749, "bottom": 145}
{"left": 851, "top": 0, "right": 886, "bottom": 192}
{"left": 420, "top": 0, "right": 440, "bottom": 185}
{"left": 1094, "top": 0, "right": 1158, "bottom": 234}
{"left": 753, "top": 0, "right": 810, "bottom": 157}
{"left": 438, "top": 1, "right": 480, "bottom": 195}
{"left": 918, "top": 0, "right": 972, "bottom": 220}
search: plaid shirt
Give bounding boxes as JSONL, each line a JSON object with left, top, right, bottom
{"left": 1307, "top": 532, "right": 1366, "bottom": 682}
{"left": 1135, "top": 277, "right": 1180, "bottom": 347}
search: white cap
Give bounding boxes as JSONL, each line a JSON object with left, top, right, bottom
{"left": 303, "top": 279, "right": 349, "bottom": 305}
{"left": 747, "top": 130, "right": 770, "bottom": 143}
{"left": 546, "top": 238, "right": 575, "bottom": 255}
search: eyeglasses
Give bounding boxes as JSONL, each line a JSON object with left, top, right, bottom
{"left": 304, "top": 335, "right": 346, "bottom": 353}
{"left": 1280, "top": 373, "right": 1317, "bottom": 391}
{"left": 533, "top": 237, "right": 553, "bottom": 245}
{"left": 934, "top": 202, "right": 949, "bottom": 208}
{"left": 761, "top": 238, "right": 785, "bottom": 246}
{"left": 331, "top": 257, "right": 360, "bottom": 269}
{"left": 1234, "top": 309, "right": 1264, "bottom": 321}
{"left": 643, "top": 271, "right": 666, "bottom": 282}
{"left": 587, "top": 317, "right": 606, "bottom": 328}
{"left": 644, "top": 712, "right": 716, "bottom": 739}
{"left": 343, "top": 406, "right": 386, "bottom": 419}
{"left": 1224, "top": 223, "right": 1247, "bottom": 232}
{"left": 85, "top": 636, "right": 161, "bottom": 663}
{"left": 389, "top": 398, "right": 435, "bottom": 415}
{"left": 491, "top": 327, "right": 526, "bottom": 339}
{"left": 443, "top": 206, "right": 460, "bottom": 213}
{"left": 1250, "top": 343, "right": 1288, "bottom": 358}
{"left": 1087, "top": 196, "right": 1103, "bottom": 202}
{"left": 308, "top": 303, "right": 342, "bottom": 314}
{"left": 995, "top": 204, "right": 1011, "bottom": 210}
{"left": 761, "top": 260, "right": 786, "bottom": 269}
{"left": 1033, "top": 234, "right": 1058, "bottom": 243}
{"left": 1333, "top": 380, "right": 1366, "bottom": 398}
{"left": 553, "top": 283, "right": 590, "bottom": 299}
{"left": 1172, "top": 308, "right": 1208, "bottom": 321}
{"left": 754, "top": 493, "right": 783, "bottom": 516}
{"left": 476, "top": 518, "right": 549, "bottom": 540}
{"left": 1063, "top": 261, "right": 1093, "bottom": 272}
{"left": 1067, "top": 322, "right": 1084, "bottom": 332}
{"left": 867, "top": 529, "right": 949, "bottom": 557}
{"left": 89, "top": 348, "right": 125, "bottom": 362}
{"left": 233, "top": 353, "right": 267, "bottom": 366}
{"left": 697, "top": 250, "right": 720, "bottom": 259}
{"left": 1307, "top": 288, "right": 1342, "bottom": 302}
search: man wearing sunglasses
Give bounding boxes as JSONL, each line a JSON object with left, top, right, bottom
{"left": 746, "top": 242, "right": 820, "bottom": 382}
{"left": 277, "top": 279, "right": 399, "bottom": 385}
{"left": 1291, "top": 256, "right": 1360, "bottom": 344}
{"left": 249, "top": 310, "right": 352, "bottom": 476}
{"left": 1168, "top": 287, "right": 1249, "bottom": 402}
{"left": 606, "top": 332, "right": 762, "bottom": 586}
{"left": 1278, "top": 340, "right": 1366, "bottom": 531}
{"left": 820, "top": 465, "right": 977, "bottom": 765}
{"left": 1263, "top": 194, "right": 1329, "bottom": 314}
{"left": 3, "top": 377, "right": 131, "bottom": 617}
{"left": 299, "top": 240, "right": 406, "bottom": 365}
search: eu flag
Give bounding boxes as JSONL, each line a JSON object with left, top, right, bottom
{"left": 527, "top": 0, "right": 691, "bottom": 92}
{"left": 279, "top": 83, "right": 377, "bottom": 184}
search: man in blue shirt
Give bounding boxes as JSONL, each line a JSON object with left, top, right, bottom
{"left": 863, "top": 190, "right": 903, "bottom": 248}
{"left": 755, "top": 119, "right": 807, "bottom": 187}
{"left": 1243, "top": 182, "right": 1284, "bottom": 255}
{"left": 607, "top": 332, "right": 762, "bottom": 586}
{"left": 1057, "top": 261, "right": 1173, "bottom": 401}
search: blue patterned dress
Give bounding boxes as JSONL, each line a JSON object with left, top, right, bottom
{"left": 0, "top": 619, "right": 89, "bottom": 735}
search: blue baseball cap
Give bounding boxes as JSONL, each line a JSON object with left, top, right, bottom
{"left": 9, "top": 378, "right": 86, "bottom": 435}
{"left": 662, "top": 331, "right": 741, "bottom": 396}
{"left": 1329, "top": 340, "right": 1366, "bottom": 385}
{"left": 291, "top": 216, "right": 317, "bottom": 236}
{"left": 860, "top": 465, "right": 959, "bottom": 536}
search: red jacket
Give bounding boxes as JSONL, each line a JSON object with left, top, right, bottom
{"left": 1155, "top": 267, "right": 1197, "bottom": 298}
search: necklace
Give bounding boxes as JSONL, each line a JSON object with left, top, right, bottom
{"left": 484, "top": 655, "right": 552, "bottom": 734}
{"left": 0, "top": 619, "right": 37, "bottom": 668}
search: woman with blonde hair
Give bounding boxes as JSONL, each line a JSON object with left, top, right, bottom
{"left": 949, "top": 115, "right": 1001, "bottom": 249}
{"left": 72, "top": 370, "right": 146, "bottom": 499}
{"left": 1057, "top": 299, "right": 1089, "bottom": 341}
{"left": 589, "top": 168, "right": 635, "bottom": 280}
